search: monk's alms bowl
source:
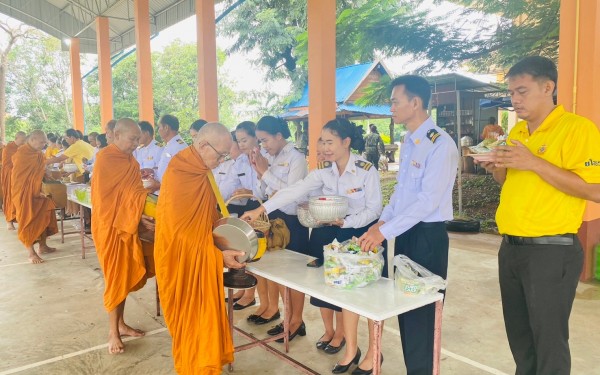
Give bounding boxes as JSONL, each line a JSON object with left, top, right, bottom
{"left": 213, "top": 217, "right": 258, "bottom": 263}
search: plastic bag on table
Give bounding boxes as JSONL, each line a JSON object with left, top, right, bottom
{"left": 323, "top": 239, "right": 384, "bottom": 289}
{"left": 393, "top": 254, "right": 447, "bottom": 295}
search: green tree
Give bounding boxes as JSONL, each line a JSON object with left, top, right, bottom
{"left": 443, "top": 0, "right": 559, "bottom": 72}
{"left": 7, "top": 32, "right": 75, "bottom": 137}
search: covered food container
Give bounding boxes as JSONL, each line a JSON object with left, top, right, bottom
{"left": 309, "top": 195, "right": 348, "bottom": 222}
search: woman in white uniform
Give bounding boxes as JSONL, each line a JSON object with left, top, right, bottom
{"left": 243, "top": 119, "right": 387, "bottom": 373}
{"left": 247, "top": 115, "right": 309, "bottom": 341}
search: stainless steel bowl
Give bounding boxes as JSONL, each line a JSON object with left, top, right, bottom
{"left": 213, "top": 217, "right": 258, "bottom": 263}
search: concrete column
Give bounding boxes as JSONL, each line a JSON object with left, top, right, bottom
{"left": 134, "top": 0, "right": 154, "bottom": 124}
{"left": 196, "top": 0, "right": 219, "bottom": 122}
{"left": 69, "top": 38, "right": 85, "bottom": 132}
{"left": 558, "top": 0, "right": 600, "bottom": 280}
{"left": 307, "top": 0, "right": 336, "bottom": 169}
{"left": 96, "top": 16, "right": 114, "bottom": 130}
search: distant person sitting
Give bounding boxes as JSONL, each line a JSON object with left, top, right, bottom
{"left": 481, "top": 117, "right": 505, "bottom": 140}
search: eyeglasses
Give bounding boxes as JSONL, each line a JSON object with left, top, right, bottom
{"left": 206, "top": 141, "right": 230, "bottom": 161}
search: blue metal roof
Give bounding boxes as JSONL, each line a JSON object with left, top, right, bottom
{"left": 287, "top": 62, "right": 378, "bottom": 108}
{"left": 337, "top": 103, "right": 391, "bottom": 116}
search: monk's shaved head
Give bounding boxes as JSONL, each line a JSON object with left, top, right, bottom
{"left": 195, "top": 122, "right": 233, "bottom": 169}
{"left": 113, "top": 118, "right": 141, "bottom": 155}
{"left": 27, "top": 130, "right": 48, "bottom": 151}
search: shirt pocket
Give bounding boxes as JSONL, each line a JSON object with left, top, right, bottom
{"left": 409, "top": 168, "right": 425, "bottom": 191}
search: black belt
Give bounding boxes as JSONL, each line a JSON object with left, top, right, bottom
{"left": 503, "top": 234, "right": 575, "bottom": 246}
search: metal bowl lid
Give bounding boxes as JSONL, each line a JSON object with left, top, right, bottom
{"left": 213, "top": 217, "right": 258, "bottom": 263}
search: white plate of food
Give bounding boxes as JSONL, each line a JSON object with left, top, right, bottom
{"left": 470, "top": 153, "right": 496, "bottom": 162}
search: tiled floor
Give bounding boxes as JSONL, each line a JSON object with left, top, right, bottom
{"left": 1, "top": 215, "right": 598, "bottom": 375}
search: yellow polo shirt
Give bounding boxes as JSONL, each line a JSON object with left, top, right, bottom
{"left": 496, "top": 105, "right": 600, "bottom": 236}
{"left": 63, "top": 140, "right": 95, "bottom": 175}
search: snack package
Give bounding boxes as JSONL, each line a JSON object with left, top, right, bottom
{"left": 393, "top": 255, "right": 447, "bottom": 295}
{"left": 324, "top": 238, "right": 384, "bottom": 289}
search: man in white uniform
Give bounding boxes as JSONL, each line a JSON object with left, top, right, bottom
{"left": 134, "top": 121, "right": 163, "bottom": 174}
{"left": 147, "top": 114, "right": 188, "bottom": 194}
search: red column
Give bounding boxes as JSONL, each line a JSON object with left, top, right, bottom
{"left": 134, "top": 0, "right": 155, "bottom": 124}
{"left": 196, "top": 0, "right": 219, "bottom": 122}
{"left": 307, "top": 0, "right": 336, "bottom": 169}
{"left": 69, "top": 38, "right": 85, "bottom": 132}
{"left": 558, "top": 0, "right": 600, "bottom": 280}
{"left": 96, "top": 17, "right": 113, "bottom": 130}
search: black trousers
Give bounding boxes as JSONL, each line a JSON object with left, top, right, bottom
{"left": 365, "top": 152, "right": 380, "bottom": 170}
{"left": 394, "top": 222, "right": 449, "bottom": 375}
{"left": 498, "top": 237, "right": 583, "bottom": 375}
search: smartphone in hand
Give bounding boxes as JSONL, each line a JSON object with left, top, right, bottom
{"left": 306, "top": 259, "right": 323, "bottom": 268}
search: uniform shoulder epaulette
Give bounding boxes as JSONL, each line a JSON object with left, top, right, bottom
{"left": 426, "top": 129, "right": 441, "bottom": 144}
{"left": 355, "top": 160, "right": 373, "bottom": 170}
{"left": 157, "top": 142, "right": 165, "bottom": 147}
{"left": 317, "top": 161, "right": 333, "bottom": 169}
{"left": 176, "top": 138, "right": 185, "bottom": 144}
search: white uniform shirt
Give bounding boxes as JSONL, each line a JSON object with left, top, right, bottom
{"left": 156, "top": 134, "right": 187, "bottom": 183}
{"left": 134, "top": 140, "right": 164, "bottom": 170}
{"left": 212, "top": 159, "right": 238, "bottom": 202}
{"left": 263, "top": 153, "right": 382, "bottom": 229}
{"left": 235, "top": 154, "right": 265, "bottom": 201}
{"left": 260, "top": 142, "right": 308, "bottom": 215}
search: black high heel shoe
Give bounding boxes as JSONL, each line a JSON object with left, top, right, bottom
{"left": 254, "top": 311, "right": 281, "bottom": 325}
{"left": 275, "top": 321, "right": 306, "bottom": 343}
{"left": 316, "top": 335, "right": 332, "bottom": 350}
{"left": 350, "top": 353, "right": 383, "bottom": 375}
{"left": 323, "top": 338, "right": 346, "bottom": 354}
{"left": 332, "top": 348, "right": 361, "bottom": 374}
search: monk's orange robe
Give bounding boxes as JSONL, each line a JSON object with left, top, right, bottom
{"left": 155, "top": 146, "right": 233, "bottom": 374}
{"left": 1, "top": 141, "right": 19, "bottom": 222}
{"left": 11, "top": 144, "right": 58, "bottom": 246}
{"left": 91, "top": 144, "right": 154, "bottom": 312}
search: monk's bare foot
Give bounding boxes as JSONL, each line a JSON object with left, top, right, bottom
{"left": 7, "top": 222, "right": 15, "bottom": 230}
{"left": 108, "top": 331, "right": 125, "bottom": 354}
{"left": 38, "top": 245, "right": 57, "bottom": 254}
{"left": 119, "top": 323, "right": 145, "bottom": 337}
{"left": 28, "top": 253, "right": 44, "bottom": 264}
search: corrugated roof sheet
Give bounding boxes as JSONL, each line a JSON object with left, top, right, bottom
{"left": 287, "top": 62, "right": 378, "bottom": 108}
{"left": 0, "top": 0, "right": 222, "bottom": 54}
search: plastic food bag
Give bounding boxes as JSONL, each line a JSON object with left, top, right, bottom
{"left": 393, "top": 255, "right": 447, "bottom": 295}
{"left": 324, "top": 239, "right": 384, "bottom": 289}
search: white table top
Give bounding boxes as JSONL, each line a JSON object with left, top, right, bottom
{"left": 246, "top": 250, "right": 443, "bottom": 321}
{"left": 67, "top": 196, "right": 92, "bottom": 209}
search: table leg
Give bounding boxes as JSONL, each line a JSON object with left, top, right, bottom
{"left": 155, "top": 279, "right": 161, "bottom": 316}
{"left": 228, "top": 288, "right": 234, "bottom": 372}
{"left": 60, "top": 208, "right": 65, "bottom": 244}
{"left": 433, "top": 300, "right": 443, "bottom": 375}
{"left": 80, "top": 204, "right": 85, "bottom": 259}
{"left": 283, "top": 286, "right": 291, "bottom": 353}
{"left": 372, "top": 320, "right": 383, "bottom": 375}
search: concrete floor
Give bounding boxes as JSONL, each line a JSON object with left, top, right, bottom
{"left": 0, "top": 214, "right": 599, "bottom": 375}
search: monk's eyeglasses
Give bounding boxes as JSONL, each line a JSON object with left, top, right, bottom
{"left": 206, "top": 141, "right": 230, "bottom": 162}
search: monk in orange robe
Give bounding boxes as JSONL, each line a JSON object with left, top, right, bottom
{"left": 155, "top": 122, "right": 245, "bottom": 374}
{"left": 11, "top": 130, "right": 58, "bottom": 263}
{"left": 1, "top": 131, "right": 26, "bottom": 230}
{"left": 91, "top": 118, "right": 156, "bottom": 354}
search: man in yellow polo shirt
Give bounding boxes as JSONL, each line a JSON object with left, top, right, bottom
{"left": 49, "top": 129, "right": 95, "bottom": 177}
{"left": 479, "top": 56, "right": 600, "bottom": 375}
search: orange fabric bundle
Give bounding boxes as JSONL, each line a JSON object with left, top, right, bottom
{"left": 11, "top": 144, "right": 58, "bottom": 246}
{"left": 154, "top": 146, "right": 233, "bottom": 374}
{"left": 91, "top": 144, "right": 154, "bottom": 312}
{"left": 1, "top": 141, "right": 19, "bottom": 222}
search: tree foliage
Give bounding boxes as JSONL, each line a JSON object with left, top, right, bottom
{"left": 443, "top": 0, "right": 559, "bottom": 71}
{"left": 220, "top": 0, "right": 560, "bottom": 90}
